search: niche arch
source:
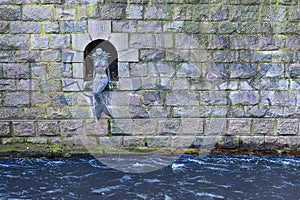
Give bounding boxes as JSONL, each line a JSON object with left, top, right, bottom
{"left": 84, "top": 39, "right": 118, "bottom": 81}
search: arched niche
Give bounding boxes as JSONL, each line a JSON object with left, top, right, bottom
{"left": 84, "top": 39, "right": 118, "bottom": 81}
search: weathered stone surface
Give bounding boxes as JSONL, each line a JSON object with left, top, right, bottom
{"left": 229, "top": 5, "right": 259, "bottom": 21}
{"left": 167, "top": 91, "right": 199, "bottom": 106}
{"left": 37, "top": 121, "right": 60, "bottom": 136}
{"left": 10, "top": 22, "right": 41, "bottom": 33}
{"left": 123, "top": 136, "right": 145, "bottom": 147}
{"left": 213, "top": 50, "right": 239, "bottom": 62}
{"left": 253, "top": 119, "right": 274, "bottom": 135}
{"left": 230, "top": 64, "right": 256, "bottom": 78}
{"left": 22, "top": 5, "right": 52, "bottom": 20}
{"left": 119, "top": 49, "right": 139, "bottom": 62}
{"left": 72, "top": 34, "right": 91, "bottom": 51}
{"left": 158, "top": 119, "right": 180, "bottom": 135}
{"left": 99, "top": 136, "right": 123, "bottom": 148}
{"left": 140, "top": 50, "right": 165, "bottom": 61}
{"left": 205, "top": 118, "right": 227, "bottom": 135}
{"left": 193, "top": 5, "right": 228, "bottom": 21}
{"left": 277, "top": 119, "right": 299, "bottom": 135}
{"left": 132, "top": 119, "right": 156, "bottom": 135}
{"left": 286, "top": 63, "right": 300, "bottom": 78}
{"left": 0, "top": 122, "right": 10, "bottom": 136}
{"left": 149, "top": 107, "right": 170, "bottom": 118}
{"left": 40, "top": 80, "right": 61, "bottom": 91}
{"left": 0, "top": 108, "right": 24, "bottom": 119}
{"left": 100, "top": 3, "right": 125, "bottom": 19}
{"left": 129, "top": 34, "right": 156, "bottom": 48}
{"left": 31, "top": 92, "right": 52, "bottom": 106}
{"left": 41, "top": 50, "right": 61, "bottom": 62}
{"left": 5, "top": 92, "right": 30, "bottom": 107}
{"left": 148, "top": 62, "right": 175, "bottom": 77}
{"left": 45, "top": 22, "right": 59, "bottom": 33}
{"left": 50, "top": 35, "right": 70, "bottom": 49}
{"left": 181, "top": 118, "right": 203, "bottom": 135}
{"left": 54, "top": 93, "right": 75, "bottom": 106}
{"left": 145, "top": 136, "right": 170, "bottom": 148}
{"left": 62, "top": 50, "right": 83, "bottom": 63}
{"left": 126, "top": 5, "right": 143, "bottom": 19}
{"left": 25, "top": 108, "right": 47, "bottom": 119}
{"left": 163, "top": 21, "right": 184, "bottom": 32}
{"left": 109, "top": 33, "right": 128, "bottom": 51}
{"left": 113, "top": 20, "right": 136, "bottom": 32}
{"left": 60, "top": 120, "right": 83, "bottom": 136}
{"left": 142, "top": 91, "right": 165, "bottom": 106}
{"left": 0, "top": 5, "right": 21, "bottom": 20}
{"left": 129, "top": 106, "right": 149, "bottom": 118}
{"left": 30, "top": 35, "right": 49, "bottom": 50}
{"left": 229, "top": 91, "right": 259, "bottom": 106}
{"left": 207, "top": 35, "right": 228, "bottom": 49}
{"left": 145, "top": 5, "right": 172, "bottom": 20}
{"left": 2, "top": 63, "right": 30, "bottom": 79}
{"left": 85, "top": 119, "right": 108, "bottom": 136}
{"left": 200, "top": 91, "right": 227, "bottom": 105}
{"left": 111, "top": 119, "right": 132, "bottom": 135}
{"left": 13, "top": 121, "right": 35, "bottom": 136}
{"left": 60, "top": 21, "right": 86, "bottom": 33}
{"left": 229, "top": 119, "right": 251, "bottom": 135}
{"left": 54, "top": 5, "right": 76, "bottom": 20}
{"left": 0, "top": 35, "right": 29, "bottom": 50}
{"left": 260, "top": 64, "right": 284, "bottom": 78}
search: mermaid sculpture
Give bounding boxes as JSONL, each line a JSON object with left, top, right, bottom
{"left": 89, "top": 48, "right": 113, "bottom": 119}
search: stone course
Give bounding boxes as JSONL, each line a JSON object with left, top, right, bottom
{"left": 0, "top": 0, "right": 300, "bottom": 153}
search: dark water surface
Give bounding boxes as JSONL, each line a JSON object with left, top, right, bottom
{"left": 0, "top": 154, "right": 299, "bottom": 199}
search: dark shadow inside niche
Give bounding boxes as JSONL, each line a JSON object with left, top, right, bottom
{"left": 84, "top": 39, "right": 118, "bottom": 81}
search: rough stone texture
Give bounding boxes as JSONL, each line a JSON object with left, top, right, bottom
{"left": 0, "top": 1, "right": 300, "bottom": 152}
{"left": 37, "top": 121, "right": 60, "bottom": 136}
{"left": 13, "top": 121, "right": 35, "bottom": 136}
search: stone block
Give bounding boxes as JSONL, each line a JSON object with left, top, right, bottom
{"left": 140, "top": 50, "right": 165, "bottom": 61}
{"left": 31, "top": 64, "right": 47, "bottom": 79}
{"left": 149, "top": 107, "right": 170, "bottom": 118}
{"left": 156, "top": 34, "right": 173, "bottom": 48}
{"left": 129, "top": 34, "right": 156, "bottom": 48}
{"left": 10, "top": 22, "right": 41, "bottom": 33}
{"left": 118, "top": 77, "right": 141, "bottom": 90}
{"left": 158, "top": 119, "right": 180, "bottom": 135}
{"left": 277, "top": 119, "right": 299, "bottom": 135}
{"left": 129, "top": 105, "right": 149, "bottom": 118}
{"left": 181, "top": 118, "right": 203, "bottom": 135}
{"left": 230, "top": 63, "right": 256, "bottom": 78}
{"left": 253, "top": 79, "right": 288, "bottom": 91}
{"left": 108, "top": 91, "right": 130, "bottom": 106}
{"left": 259, "top": 64, "right": 284, "bottom": 78}
{"left": 37, "top": 121, "right": 60, "bottom": 136}
{"left": 239, "top": 136, "right": 265, "bottom": 149}
{"left": 229, "top": 5, "right": 259, "bottom": 21}
{"left": 123, "top": 136, "right": 145, "bottom": 147}
{"left": 54, "top": 93, "right": 75, "bottom": 106}
{"left": 54, "top": 5, "right": 76, "bottom": 20}
{"left": 148, "top": 62, "right": 175, "bottom": 77}
{"left": 31, "top": 92, "right": 52, "bottom": 106}
{"left": 13, "top": 121, "right": 35, "bottom": 136}
{"left": 2, "top": 63, "right": 30, "bottom": 79}
{"left": 126, "top": 5, "right": 143, "bottom": 19}
{"left": 261, "top": 5, "right": 288, "bottom": 21}
{"left": 163, "top": 21, "right": 184, "bottom": 32}
{"left": 40, "top": 80, "right": 61, "bottom": 91}
{"left": 137, "top": 21, "right": 162, "bottom": 33}
{"left": 170, "top": 136, "right": 194, "bottom": 148}
{"left": 132, "top": 119, "right": 157, "bottom": 135}
{"left": 60, "top": 21, "right": 86, "bottom": 33}
{"left": 245, "top": 107, "right": 267, "bottom": 118}
{"left": 229, "top": 119, "right": 251, "bottom": 135}
{"left": 45, "top": 22, "right": 59, "bottom": 33}
{"left": 109, "top": 106, "right": 130, "bottom": 118}
{"left": 41, "top": 50, "right": 61, "bottom": 62}
{"left": 258, "top": 35, "right": 285, "bottom": 50}
{"left": 60, "top": 120, "right": 83, "bottom": 136}
{"left": 205, "top": 118, "right": 227, "bottom": 135}
{"left": 22, "top": 5, "right": 52, "bottom": 20}
{"left": 62, "top": 50, "right": 83, "bottom": 63}
{"left": 193, "top": 5, "right": 228, "bottom": 21}
{"left": 118, "top": 62, "right": 130, "bottom": 77}
{"left": 166, "top": 91, "right": 199, "bottom": 106}
{"left": 5, "top": 92, "right": 30, "bottom": 107}
{"left": 30, "top": 35, "right": 49, "bottom": 50}
{"left": 50, "top": 34, "right": 70, "bottom": 49}
{"left": 274, "top": 92, "right": 296, "bottom": 106}
{"left": 77, "top": 4, "right": 99, "bottom": 20}
{"left": 99, "top": 136, "right": 123, "bottom": 148}
{"left": 145, "top": 5, "right": 172, "bottom": 20}
{"left": 230, "top": 91, "right": 259, "bottom": 106}
{"left": 25, "top": 108, "right": 47, "bottom": 119}
{"left": 118, "top": 49, "right": 139, "bottom": 62}
{"left": 231, "top": 35, "right": 258, "bottom": 50}
{"left": 0, "top": 122, "right": 10, "bottom": 136}
{"left": 109, "top": 33, "right": 128, "bottom": 51}
{"left": 100, "top": 3, "right": 125, "bottom": 19}
{"left": 207, "top": 35, "right": 228, "bottom": 50}
{"left": 145, "top": 136, "right": 170, "bottom": 148}
{"left": 175, "top": 34, "right": 199, "bottom": 49}
{"left": 110, "top": 119, "right": 132, "bottom": 135}
{"left": 112, "top": 20, "right": 137, "bottom": 32}
{"left": 271, "top": 50, "right": 295, "bottom": 63}
{"left": 252, "top": 119, "right": 274, "bottom": 135}
{"left": 240, "top": 51, "right": 272, "bottom": 62}
{"left": 85, "top": 119, "right": 108, "bottom": 136}
{"left": 142, "top": 91, "right": 165, "bottom": 106}
{"left": 200, "top": 91, "right": 227, "bottom": 106}
{"left": 0, "top": 34, "right": 29, "bottom": 50}
{"left": 286, "top": 63, "right": 300, "bottom": 78}
{"left": 130, "top": 62, "right": 147, "bottom": 77}
{"left": 41, "top": 0, "right": 62, "bottom": 3}
{"left": 0, "top": 5, "right": 21, "bottom": 20}
{"left": 0, "top": 21, "right": 9, "bottom": 33}
{"left": 72, "top": 63, "right": 84, "bottom": 79}
{"left": 49, "top": 63, "right": 72, "bottom": 78}
{"left": 172, "top": 5, "right": 193, "bottom": 21}
{"left": 0, "top": 108, "right": 24, "bottom": 119}
{"left": 72, "top": 34, "right": 91, "bottom": 51}
{"left": 213, "top": 50, "right": 239, "bottom": 62}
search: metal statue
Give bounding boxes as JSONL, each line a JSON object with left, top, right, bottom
{"left": 89, "top": 48, "right": 113, "bottom": 119}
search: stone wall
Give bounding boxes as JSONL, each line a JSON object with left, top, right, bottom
{"left": 1, "top": 0, "right": 300, "bottom": 154}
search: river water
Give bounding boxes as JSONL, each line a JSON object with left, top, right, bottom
{"left": 0, "top": 154, "right": 299, "bottom": 199}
